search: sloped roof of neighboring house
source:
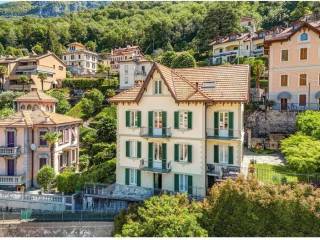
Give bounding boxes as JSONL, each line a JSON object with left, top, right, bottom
{"left": 0, "top": 110, "right": 82, "bottom": 127}
{"left": 209, "top": 33, "right": 251, "bottom": 46}
{"left": 110, "top": 63, "right": 250, "bottom": 103}
{"left": 264, "top": 21, "right": 320, "bottom": 45}
{"left": 15, "top": 90, "right": 58, "bottom": 103}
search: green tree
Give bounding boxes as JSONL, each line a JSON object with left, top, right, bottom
{"left": 19, "top": 75, "right": 30, "bottom": 91}
{"left": 48, "top": 89, "right": 71, "bottom": 114}
{"left": 160, "top": 51, "right": 176, "bottom": 67}
{"left": 0, "top": 108, "right": 14, "bottom": 118}
{"left": 42, "top": 132, "right": 61, "bottom": 170}
{"left": 85, "top": 40, "right": 97, "bottom": 51}
{"left": 37, "top": 72, "right": 47, "bottom": 91}
{"left": 0, "top": 65, "right": 7, "bottom": 91}
{"left": 81, "top": 98, "right": 95, "bottom": 118}
{"left": 244, "top": 57, "right": 265, "bottom": 89}
{"left": 97, "top": 63, "right": 111, "bottom": 78}
{"left": 56, "top": 169, "right": 79, "bottom": 194}
{"left": 36, "top": 165, "right": 55, "bottom": 192}
{"left": 171, "top": 52, "right": 196, "bottom": 68}
{"left": 115, "top": 194, "right": 207, "bottom": 237}
{"left": 296, "top": 111, "right": 320, "bottom": 139}
{"left": 32, "top": 43, "right": 44, "bottom": 55}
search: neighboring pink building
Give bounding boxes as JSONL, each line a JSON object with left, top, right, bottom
{"left": 265, "top": 21, "right": 320, "bottom": 111}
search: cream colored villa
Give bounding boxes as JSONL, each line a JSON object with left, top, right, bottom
{"left": 265, "top": 21, "right": 320, "bottom": 111}
{"left": 110, "top": 63, "right": 249, "bottom": 197}
{"left": 0, "top": 91, "right": 81, "bottom": 189}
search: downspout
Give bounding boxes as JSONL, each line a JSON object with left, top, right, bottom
{"left": 204, "top": 103, "right": 208, "bottom": 195}
{"left": 31, "top": 127, "right": 34, "bottom": 187}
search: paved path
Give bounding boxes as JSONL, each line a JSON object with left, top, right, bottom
{"left": 242, "top": 149, "right": 285, "bottom": 170}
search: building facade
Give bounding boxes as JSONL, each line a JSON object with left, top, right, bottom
{"left": 265, "top": 21, "right": 320, "bottom": 111}
{"left": 0, "top": 52, "right": 66, "bottom": 91}
{"left": 119, "top": 57, "right": 153, "bottom": 90}
{"left": 111, "top": 63, "right": 249, "bottom": 197}
{"left": 62, "top": 42, "right": 98, "bottom": 76}
{"left": 0, "top": 91, "right": 81, "bottom": 189}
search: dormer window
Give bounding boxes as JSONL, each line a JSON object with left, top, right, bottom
{"left": 300, "top": 33, "right": 308, "bottom": 41}
{"left": 154, "top": 80, "right": 162, "bottom": 94}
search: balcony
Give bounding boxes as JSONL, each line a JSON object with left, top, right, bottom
{"left": 15, "top": 65, "right": 55, "bottom": 74}
{"left": 140, "top": 127, "right": 172, "bottom": 138}
{"left": 271, "top": 103, "right": 320, "bottom": 112}
{"left": 251, "top": 48, "right": 264, "bottom": 56}
{"left": 0, "top": 176, "right": 24, "bottom": 186}
{"left": 213, "top": 49, "right": 250, "bottom": 58}
{"left": 140, "top": 159, "right": 172, "bottom": 173}
{"left": 206, "top": 128, "right": 241, "bottom": 140}
{"left": 0, "top": 146, "right": 21, "bottom": 157}
{"left": 207, "top": 163, "right": 240, "bottom": 178}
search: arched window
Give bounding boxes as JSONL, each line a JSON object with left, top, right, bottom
{"left": 27, "top": 105, "right": 32, "bottom": 110}
{"left": 46, "top": 106, "right": 50, "bottom": 111}
{"left": 300, "top": 33, "right": 308, "bottom": 41}
{"left": 20, "top": 105, "right": 25, "bottom": 110}
{"left": 33, "top": 105, "right": 39, "bottom": 111}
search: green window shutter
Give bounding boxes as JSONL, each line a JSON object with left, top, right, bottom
{"left": 174, "top": 111, "right": 179, "bottom": 129}
{"left": 125, "top": 111, "right": 130, "bottom": 127}
{"left": 162, "top": 143, "right": 167, "bottom": 169}
{"left": 154, "top": 81, "right": 158, "bottom": 93}
{"left": 148, "top": 142, "right": 153, "bottom": 168}
{"left": 214, "top": 112, "right": 219, "bottom": 136}
{"left": 228, "top": 146, "right": 234, "bottom": 164}
{"left": 174, "top": 174, "right": 179, "bottom": 192}
{"left": 174, "top": 144, "right": 179, "bottom": 162}
{"left": 188, "top": 111, "right": 192, "bottom": 129}
{"left": 214, "top": 145, "right": 219, "bottom": 163}
{"left": 137, "top": 141, "right": 141, "bottom": 158}
{"left": 125, "top": 168, "right": 129, "bottom": 185}
{"left": 228, "top": 112, "right": 234, "bottom": 137}
{"left": 188, "top": 176, "right": 193, "bottom": 195}
{"left": 137, "top": 170, "right": 141, "bottom": 186}
{"left": 137, "top": 111, "right": 142, "bottom": 128}
{"left": 148, "top": 111, "right": 153, "bottom": 135}
{"left": 162, "top": 111, "right": 167, "bottom": 136}
{"left": 159, "top": 81, "right": 162, "bottom": 93}
{"left": 125, "top": 141, "right": 130, "bottom": 157}
{"left": 188, "top": 145, "right": 192, "bottom": 163}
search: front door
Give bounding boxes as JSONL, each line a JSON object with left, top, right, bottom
{"left": 154, "top": 173, "right": 162, "bottom": 190}
{"left": 280, "top": 98, "right": 288, "bottom": 111}
{"left": 299, "top": 94, "right": 306, "bottom": 107}
{"left": 7, "top": 159, "right": 14, "bottom": 176}
{"left": 7, "top": 131, "right": 15, "bottom": 147}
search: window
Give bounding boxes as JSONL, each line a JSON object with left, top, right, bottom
{"left": 175, "top": 111, "right": 192, "bottom": 130}
{"left": 219, "top": 112, "right": 229, "bottom": 130}
{"left": 281, "top": 75, "right": 288, "bottom": 86}
{"left": 86, "top": 62, "right": 90, "bottom": 68}
{"left": 129, "top": 169, "right": 137, "bottom": 186}
{"left": 39, "top": 158, "right": 47, "bottom": 169}
{"left": 59, "top": 66, "right": 63, "bottom": 71}
{"left": 179, "top": 174, "right": 188, "bottom": 192}
{"left": 179, "top": 111, "right": 188, "bottom": 129}
{"left": 300, "top": 33, "right": 308, "bottom": 41}
{"left": 63, "top": 56, "right": 66, "bottom": 60}
{"left": 71, "top": 128, "right": 76, "bottom": 143}
{"left": 59, "top": 130, "right": 63, "bottom": 144}
{"left": 71, "top": 55, "right": 74, "bottom": 60}
{"left": 300, "top": 48, "right": 308, "bottom": 60}
{"left": 281, "top": 50, "right": 288, "bottom": 61}
{"left": 126, "top": 141, "right": 141, "bottom": 158}
{"left": 39, "top": 130, "right": 47, "bottom": 146}
{"left": 219, "top": 145, "right": 229, "bottom": 164}
{"left": 299, "top": 94, "right": 307, "bottom": 106}
{"left": 154, "top": 80, "right": 162, "bottom": 94}
{"left": 153, "top": 143, "right": 163, "bottom": 161}
{"left": 64, "top": 129, "right": 69, "bottom": 143}
{"left": 124, "top": 76, "right": 128, "bottom": 84}
{"left": 126, "top": 111, "right": 140, "bottom": 128}
{"left": 153, "top": 111, "right": 163, "bottom": 128}
{"left": 179, "top": 144, "right": 188, "bottom": 162}
{"left": 299, "top": 74, "right": 307, "bottom": 86}
{"left": 124, "top": 65, "right": 128, "bottom": 74}
{"left": 78, "top": 55, "right": 81, "bottom": 59}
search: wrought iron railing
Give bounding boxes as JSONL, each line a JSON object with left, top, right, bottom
{"left": 140, "top": 159, "right": 172, "bottom": 173}
{"left": 272, "top": 103, "right": 320, "bottom": 111}
{"left": 140, "top": 127, "right": 172, "bottom": 138}
{"left": 206, "top": 128, "right": 242, "bottom": 139}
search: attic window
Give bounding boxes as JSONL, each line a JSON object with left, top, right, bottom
{"left": 202, "top": 81, "right": 216, "bottom": 90}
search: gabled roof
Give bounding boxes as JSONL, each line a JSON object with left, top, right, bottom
{"left": 110, "top": 63, "right": 250, "bottom": 104}
{"left": 15, "top": 90, "right": 58, "bottom": 103}
{"left": 0, "top": 110, "right": 82, "bottom": 127}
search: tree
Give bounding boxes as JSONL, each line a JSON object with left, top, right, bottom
{"left": 0, "top": 65, "right": 7, "bottom": 91}
{"left": 202, "top": 177, "right": 320, "bottom": 237}
{"left": 171, "top": 52, "right": 196, "bottom": 68}
{"left": 244, "top": 57, "right": 265, "bottom": 89}
{"left": 97, "top": 63, "right": 111, "bottom": 78}
{"left": 296, "top": 111, "right": 320, "bottom": 139}
{"left": 85, "top": 40, "right": 97, "bottom": 51}
{"left": 0, "top": 108, "right": 14, "bottom": 118}
{"left": 56, "top": 169, "right": 80, "bottom": 194}
{"left": 42, "top": 132, "right": 61, "bottom": 170}
{"left": 37, "top": 72, "right": 47, "bottom": 91}
{"left": 47, "top": 89, "right": 71, "bottom": 114}
{"left": 19, "top": 75, "right": 30, "bottom": 91}
{"left": 32, "top": 43, "right": 44, "bottom": 55}
{"left": 36, "top": 165, "right": 55, "bottom": 192}
{"left": 81, "top": 98, "right": 95, "bottom": 118}
{"left": 160, "top": 51, "right": 176, "bottom": 67}
{"left": 115, "top": 194, "right": 207, "bottom": 237}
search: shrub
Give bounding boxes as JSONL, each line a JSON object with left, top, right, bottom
{"left": 62, "top": 78, "right": 104, "bottom": 90}
{"left": 171, "top": 52, "right": 196, "bottom": 68}
{"left": 202, "top": 177, "right": 320, "bottom": 237}
{"left": 0, "top": 108, "right": 14, "bottom": 118}
{"left": 0, "top": 91, "right": 23, "bottom": 109}
{"left": 84, "top": 88, "right": 104, "bottom": 112}
{"left": 36, "top": 165, "right": 55, "bottom": 192}
{"left": 56, "top": 169, "right": 80, "bottom": 194}
{"left": 297, "top": 111, "right": 320, "bottom": 139}
{"left": 47, "top": 89, "right": 71, "bottom": 114}
{"left": 115, "top": 194, "right": 207, "bottom": 237}
{"left": 81, "top": 98, "right": 95, "bottom": 118}
{"left": 160, "top": 51, "right": 176, "bottom": 67}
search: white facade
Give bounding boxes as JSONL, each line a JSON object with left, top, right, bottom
{"left": 119, "top": 59, "right": 153, "bottom": 89}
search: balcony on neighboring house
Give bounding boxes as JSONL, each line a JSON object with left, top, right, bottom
{"left": 272, "top": 102, "right": 320, "bottom": 112}
{"left": 251, "top": 48, "right": 264, "bottom": 57}
{"left": 0, "top": 175, "right": 24, "bottom": 186}
{"left": 0, "top": 146, "right": 21, "bottom": 158}
{"left": 140, "top": 127, "right": 172, "bottom": 138}
{"left": 140, "top": 159, "right": 172, "bottom": 173}
{"left": 15, "top": 65, "right": 55, "bottom": 74}
{"left": 207, "top": 163, "right": 240, "bottom": 179}
{"left": 206, "top": 128, "right": 242, "bottom": 140}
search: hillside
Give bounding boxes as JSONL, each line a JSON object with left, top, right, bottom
{"left": 0, "top": 1, "right": 109, "bottom": 17}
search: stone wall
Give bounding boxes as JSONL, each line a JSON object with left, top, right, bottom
{"left": 0, "top": 221, "right": 114, "bottom": 237}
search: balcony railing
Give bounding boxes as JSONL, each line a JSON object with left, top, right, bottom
{"left": 0, "top": 176, "right": 24, "bottom": 186}
{"left": 207, "top": 163, "right": 241, "bottom": 178}
{"left": 140, "top": 159, "right": 172, "bottom": 173}
{"left": 213, "top": 49, "right": 250, "bottom": 58}
{"left": 140, "top": 127, "right": 172, "bottom": 138}
{"left": 272, "top": 103, "right": 320, "bottom": 111}
{"left": 0, "top": 146, "right": 21, "bottom": 157}
{"left": 206, "top": 128, "right": 241, "bottom": 139}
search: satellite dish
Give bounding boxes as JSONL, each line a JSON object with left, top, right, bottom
{"left": 30, "top": 144, "right": 37, "bottom": 151}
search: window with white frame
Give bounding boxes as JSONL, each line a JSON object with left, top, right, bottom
{"left": 154, "top": 80, "right": 162, "bottom": 94}
{"left": 219, "top": 112, "right": 229, "bottom": 130}
{"left": 64, "top": 129, "right": 69, "bottom": 143}
{"left": 129, "top": 111, "right": 139, "bottom": 127}
{"left": 179, "top": 174, "right": 188, "bottom": 192}
{"left": 129, "top": 141, "right": 138, "bottom": 158}
{"left": 124, "top": 76, "right": 128, "bottom": 84}
{"left": 153, "top": 143, "right": 163, "bottom": 161}
{"left": 219, "top": 145, "right": 229, "bottom": 164}
{"left": 129, "top": 169, "right": 137, "bottom": 185}
{"left": 124, "top": 65, "right": 128, "bottom": 74}
{"left": 179, "top": 111, "right": 188, "bottom": 129}
{"left": 179, "top": 144, "right": 188, "bottom": 162}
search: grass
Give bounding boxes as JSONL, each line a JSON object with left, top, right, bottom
{"left": 66, "top": 101, "right": 85, "bottom": 119}
{"left": 255, "top": 163, "right": 299, "bottom": 184}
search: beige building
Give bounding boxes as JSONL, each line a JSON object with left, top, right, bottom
{"left": 0, "top": 91, "right": 81, "bottom": 189}
{"left": 62, "top": 42, "right": 98, "bottom": 76}
{"left": 265, "top": 21, "right": 320, "bottom": 110}
{"left": 111, "top": 63, "right": 249, "bottom": 197}
{"left": 0, "top": 52, "right": 66, "bottom": 91}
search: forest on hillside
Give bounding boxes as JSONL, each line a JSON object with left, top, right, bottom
{"left": 0, "top": 1, "right": 320, "bottom": 59}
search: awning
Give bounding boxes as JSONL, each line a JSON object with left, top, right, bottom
{"left": 315, "top": 91, "right": 320, "bottom": 99}
{"left": 277, "top": 91, "right": 292, "bottom": 100}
